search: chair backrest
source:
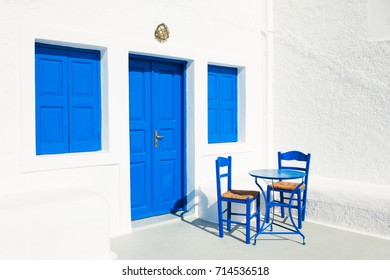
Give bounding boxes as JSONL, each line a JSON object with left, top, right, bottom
{"left": 215, "top": 156, "right": 232, "bottom": 197}
{"left": 278, "top": 151, "right": 311, "bottom": 186}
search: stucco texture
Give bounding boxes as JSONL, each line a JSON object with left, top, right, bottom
{"left": 273, "top": 0, "right": 390, "bottom": 185}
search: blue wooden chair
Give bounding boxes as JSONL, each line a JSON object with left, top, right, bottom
{"left": 215, "top": 156, "right": 260, "bottom": 244}
{"left": 265, "top": 151, "right": 311, "bottom": 229}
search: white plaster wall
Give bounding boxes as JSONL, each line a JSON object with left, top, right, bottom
{"left": 0, "top": 0, "right": 266, "bottom": 250}
{"left": 0, "top": 187, "right": 114, "bottom": 259}
{"left": 273, "top": 0, "right": 390, "bottom": 239}
{"left": 368, "top": 0, "right": 390, "bottom": 40}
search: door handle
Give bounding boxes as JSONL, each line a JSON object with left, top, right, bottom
{"left": 154, "top": 130, "right": 165, "bottom": 148}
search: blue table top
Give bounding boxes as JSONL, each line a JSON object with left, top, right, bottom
{"left": 249, "top": 169, "right": 305, "bottom": 180}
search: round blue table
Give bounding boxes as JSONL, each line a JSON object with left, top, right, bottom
{"left": 249, "top": 169, "right": 306, "bottom": 245}
{"left": 249, "top": 169, "right": 305, "bottom": 181}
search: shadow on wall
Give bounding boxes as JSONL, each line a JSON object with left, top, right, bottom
{"left": 177, "top": 188, "right": 268, "bottom": 224}
{"left": 169, "top": 188, "right": 215, "bottom": 221}
{"left": 171, "top": 188, "right": 211, "bottom": 218}
{"left": 170, "top": 188, "right": 270, "bottom": 245}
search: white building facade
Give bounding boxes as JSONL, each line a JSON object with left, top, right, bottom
{"left": 0, "top": 0, "right": 268, "bottom": 258}
{"left": 0, "top": 0, "right": 389, "bottom": 259}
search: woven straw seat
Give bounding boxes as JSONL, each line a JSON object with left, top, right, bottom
{"left": 221, "top": 190, "right": 260, "bottom": 200}
{"left": 271, "top": 181, "right": 306, "bottom": 191}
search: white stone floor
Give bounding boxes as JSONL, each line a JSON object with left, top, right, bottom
{"left": 111, "top": 212, "right": 390, "bottom": 260}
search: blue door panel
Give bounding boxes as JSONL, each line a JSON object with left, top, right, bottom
{"left": 129, "top": 59, "right": 153, "bottom": 220}
{"left": 129, "top": 57, "right": 184, "bottom": 220}
{"left": 130, "top": 162, "right": 152, "bottom": 219}
{"left": 68, "top": 52, "right": 101, "bottom": 152}
{"left": 152, "top": 62, "right": 182, "bottom": 214}
{"left": 220, "top": 70, "right": 237, "bottom": 142}
{"left": 220, "top": 109, "right": 236, "bottom": 142}
{"left": 38, "top": 107, "right": 68, "bottom": 153}
{"left": 207, "top": 70, "right": 219, "bottom": 143}
{"left": 158, "top": 159, "right": 176, "bottom": 202}
{"left": 35, "top": 48, "right": 69, "bottom": 154}
{"left": 158, "top": 129, "right": 175, "bottom": 150}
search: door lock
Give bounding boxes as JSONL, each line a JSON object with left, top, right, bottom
{"left": 154, "top": 130, "right": 165, "bottom": 148}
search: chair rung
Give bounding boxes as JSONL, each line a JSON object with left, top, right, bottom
{"left": 222, "top": 219, "right": 246, "bottom": 226}
{"left": 278, "top": 198, "right": 300, "bottom": 201}
{"left": 225, "top": 212, "right": 259, "bottom": 219}
{"left": 229, "top": 211, "right": 259, "bottom": 217}
{"left": 230, "top": 212, "right": 246, "bottom": 217}
{"left": 272, "top": 198, "right": 301, "bottom": 203}
{"left": 269, "top": 201, "right": 298, "bottom": 208}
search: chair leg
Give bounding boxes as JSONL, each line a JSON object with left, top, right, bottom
{"left": 217, "top": 199, "right": 224, "bottom": 238}
{"left": 227, "top": 202, "right": 232, "bottom": 231}
{"left": 256, "top": 195, "right": 260, "bottom": 233}
{"left": 265, "top": 186, "right": 271, "bottom": 223}
{"left": 280, "top": 191, "right": 285, "bottom": 218}
{"left": 302, "top": 190, "right": 307, "bottom": 221}
{"left": 297, "top": 191, "right": 302, "bottom": 229}
{"left": 245, "top": 199, "right": 251, "bottom": 244}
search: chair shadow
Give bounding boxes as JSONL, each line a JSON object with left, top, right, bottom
{"left": 169, "top": 189, "right": 304, "bottom": 245}
{"left": 171, "top": 210, "right": 304, "bottom": 245}
{"left": 254, "top": 213, "right": 305, "bottom": 245}
{"left": 171, "top": 210, "right": 256, "bottom": 245}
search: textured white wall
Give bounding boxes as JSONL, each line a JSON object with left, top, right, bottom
{"left": 273, "top": 0, "right": 390, "bottom": 239}
{"left": 274, "top": 0, "right": 390, "bottom": 184}
{"left": 368, "top": 0, "right": 390, "bottom": 40}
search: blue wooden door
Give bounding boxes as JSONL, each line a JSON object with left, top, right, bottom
{"left": 129, "top": 56, "right": 184, "bottom": 220}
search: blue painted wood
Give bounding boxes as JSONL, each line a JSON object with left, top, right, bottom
{"left": 129, "top": 59, "right": 153, "bottom": 220}
{"left": 207, "top": 67, "right": 219, "bottom": 143}
{"left": 208, "top": 65, "right": 238, "bottom": 143}
{"left": 219, "top": 67, "right": 238, "bottom": 143}
{"left": 35, "top": 43, "right": 101, "bottom": 155}
{"left": 35, "top": 46, "right": 69, "bottom": 155}
{"left": 216, "top": 156, "right": 260, "bottom": 244}
{"left": 152, "top": 61, "right": 183, "bottom": 215}
{"left": 68, "top": 50, "right": 101, "bottom": 152}
{"left": 129, "top": 56, "right": 185, "bottom": 220}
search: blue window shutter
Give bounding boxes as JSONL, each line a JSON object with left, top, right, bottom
{"left": 207, "top": 65, "right": 238, "bottom": 143}
{"left": 35, "top": 46, "right": 69, "bottom": 154}
{"left": 219, "top": 67, "right": 237, "bottom": 142}
{"left": 68, "top": 50, "right": 101, "bottom": 152}
{"left": 208, "top": 66, "right": 219, "bottom": 143}
{"left": 35, "top": 43, "right": 101, "bottom": 155}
